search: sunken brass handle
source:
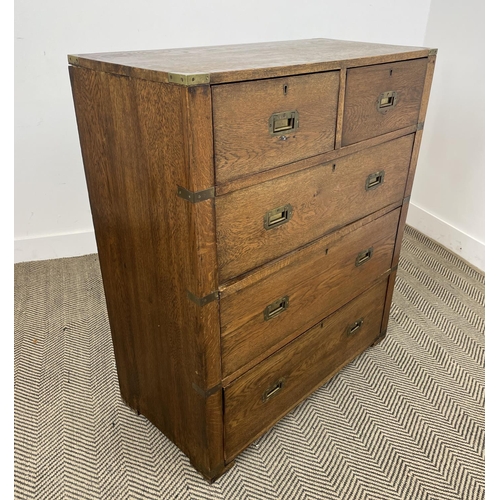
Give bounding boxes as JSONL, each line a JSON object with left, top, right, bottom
{"left": 262, "top": 378, "right": 285, "bottom": 402}
{"left": 264, "top": 296, "right": 289, "bottom": 321}
{"left": 365, "top": 171, "right": 385, "bottom": 191}
{"left": 347, "top": 318, "right": 364, "bottom": 336}
{"left": 268, "top": 110, "right": 299, "bottom": 136}
{"left": 377, "top": 91, "right": 398, "bottom": 112}
{"left": 355, "top": 247, "right": 373, "bottom": 267}
{"left": 264, "top": 204, "right": 293, "bottom": 230}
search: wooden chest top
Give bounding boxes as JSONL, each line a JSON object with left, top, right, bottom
{"left": 68, "top": 38, "right": 434, "bottom": 85}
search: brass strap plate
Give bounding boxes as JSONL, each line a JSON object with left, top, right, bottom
{"left": 417, "top": 122, "right": 424, "bottom": 131}
{"left": 192, "top": 382, "right": 221, "bottom": 398}
{"left": 177, "top": 185, "right": 215, "bottom": 203}
{"left": 186, "top": 290, "right": 219, "bottom": 307}
{"left": 168, "top": 72, "right": 210, "bottom": 86}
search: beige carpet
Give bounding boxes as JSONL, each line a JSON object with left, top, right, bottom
{"left": 14, "top": 226, "right": 485, "bottom": 499}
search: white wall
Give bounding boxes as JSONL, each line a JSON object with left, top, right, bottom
{"left": 407, "top": 0, "right": 485, "bottom": 271}
{"left": 15, "top": 0, "right": 433, "bottom": 262}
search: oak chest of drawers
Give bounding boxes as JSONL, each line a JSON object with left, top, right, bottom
{"left": 69, "top": 38, "right": 436, "bottom": 481}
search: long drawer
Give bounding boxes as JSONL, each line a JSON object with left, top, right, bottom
{"left": 223, "top": 276, "right": 389, "bottom": 461}
{"left": 216, "top": 134, "right": 413, "bottom": 281}
{"left": 220, "top": 207, "right": 400, "bottom": 378}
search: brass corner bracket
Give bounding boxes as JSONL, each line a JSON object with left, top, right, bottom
{"left": 177, "top": 185, "right": 215, "bottom": 203}
{"left": 192, "top": 382, "right": 221, "bottom": 398}
{"left": 168, "top": 72, "right": 210, "bottom": 86}
{"left": 429, "top": 48, "right": 438, "bottom": 56}
{"left": 186, "top": 290, "right": 219, "bottom": 307}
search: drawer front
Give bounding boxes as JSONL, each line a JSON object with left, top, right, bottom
{"left": 212, "top": 72, "right": 340, "bottom": 183}
{"left": 224, "top": 277, "right": 388, "bottom": 461}
{"left": 220, "top": 208, "right": 400, "bottom": 378}
{"left": 342, "top": 58, "right": 427, "bottom": 146}
{"left": 216, "top": 134, "right": 413, "bottom": 281}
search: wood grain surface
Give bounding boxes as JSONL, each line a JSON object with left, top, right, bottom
{"left": 392, "top": 196, "right": 411, "bottom": 268}
{"left": 216, "top": 134, "right": 414, "bottom": 281}
{"left": 213, "top": 72, "right": 339, "bottom": 182}
{"left": 220, "top": 208, "right": 400, "bottom": 378}
{"left": 224, "top": 277, "right": 388, "bottom": 460}
{"left": 405, "top": 54, "right": 437, "bottom": 198}
{"left": 218, "top": 202, "right": 400, "bottom": 296}
{"left": 380, "top": 270, "right": 398, "bottom": 340}
{"left": 215, "top": 125, "right": 418, "bottom": 196}
{"left": 68, "top": 38, "right": 432, "bottom": 85}
{"left": 335, "top": 67, "right": 347, "bottom": 149}
{"left": 69, "top": 67, "right": 224, "bottom": 480}
{"left": 342, "top": 58, "right": 428, "bottom": 146}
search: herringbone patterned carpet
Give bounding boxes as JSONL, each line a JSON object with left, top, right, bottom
{"left": 14, "top": 226, "right": 485, "bottom": 500}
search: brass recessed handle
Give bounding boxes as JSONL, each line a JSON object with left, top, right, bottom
{"left": 377, "top": 91, "right": 398, "bottom": 112}
{"left": 355, "top": 247, "right": 374, "bottom": 267}
{"left": 262, "top": 378, "right": 285, "bottom": 402}
{"left": 365, "top": 171, "right": 385, "bottom": 191}
{"left": 264, "top": 296, "right": 289, "bottom": 321}
{"left": 264, "top": 204, "right": 293, "bottom": 230}
{"left": 347, "top": 318, "right": 364, "bottom": 336}
{"left": 269, "top": 110, "right": 299, "bottom": 136}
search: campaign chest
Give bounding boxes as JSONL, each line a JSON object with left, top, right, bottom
{"left": 69, "top": 38, "right": 436, "bottom": 481}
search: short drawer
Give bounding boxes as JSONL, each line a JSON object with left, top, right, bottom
{"left": 223, "top": 277, "right": 388, "bottom": 461}
{"left": 216, "top": 134, "right": 413, "bottom": 281}
{"left": 342, "top": 58, "right": 427, "bottom": 146}
{"left": 212, "top": 72, "right": 340, "bottom": 183}
{"left": 220, "top": 207, "right": 400, "bottom": 378}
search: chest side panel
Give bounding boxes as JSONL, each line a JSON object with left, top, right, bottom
{"left": 69, "top": 67, "right": 224, "bottom": 478}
